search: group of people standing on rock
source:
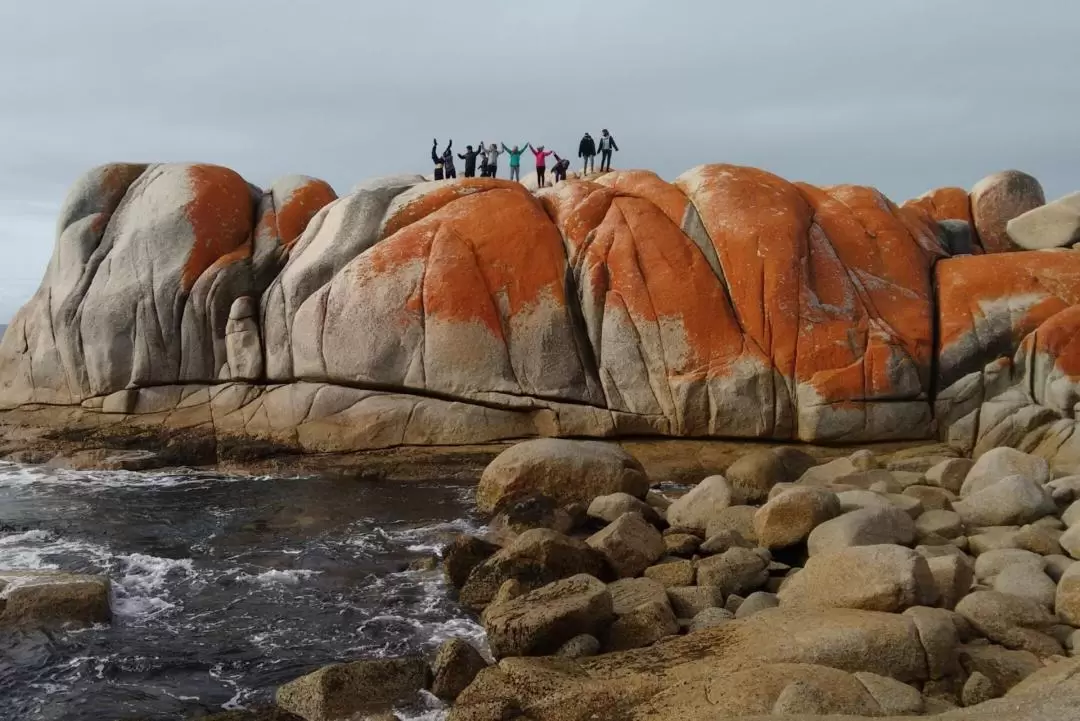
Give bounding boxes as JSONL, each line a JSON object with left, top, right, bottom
{"left": 429, "top": 129, "right": 619, "bottom": 188}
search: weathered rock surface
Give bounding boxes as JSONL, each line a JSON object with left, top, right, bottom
{"left": 482, "top": 574, "right": 614, "bottom": 659}
{"left": 5, "top": 162, "right": 1080, "bottom": 484}
{"left": 806, "top": 506, "right": 917, "bottom": 556}
{"left": 755, "top": 487, "right": 841, "bottom": 549}
{"left": 778, "top": 544, "right": 938, "bottom": 612}
{"left": 431, "top": 639, "right": 489, "bottom": 702}
{"left": 477, "top": 440, "right": 648, "bottom": 514}
{"left": 459, "top": 529, "right": 606, "bottom": 609}
{"left": 276, "top": 657, "right": 430, "bottom": 721}
{"left": 1007, "top": 191, "right": 1080, "bottom": 250}
{"left": 664, "top": 475, "right": 733, "bottom": 534}
{"left": 0, "top": 571, "right": 111, "bottom": 628}
{"left": 585, "top": 512, "right": 665, "bottom": 578}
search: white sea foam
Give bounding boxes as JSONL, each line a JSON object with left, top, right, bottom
{"left": 237, "top": 569, "right": 321, "bottom": 586}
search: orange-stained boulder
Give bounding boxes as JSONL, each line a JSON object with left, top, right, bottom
{"left": 8, "top": 160, "right": 1080, "bottom": 460}
{"left": 289, "top": 180, "right": 603, "bottom": 407}
{"left": 936, "top": 251, "right": 1080, "bottom": 391}
{"left": 675, "top": 165, "right": 945, "bottom": 441}
{"left": 902, "top": 187, "right": 972, "bottom": 225}
{"left": 971, "top": 170, "right": 1046, "bottom": 253}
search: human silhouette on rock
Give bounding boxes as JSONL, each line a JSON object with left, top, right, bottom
{"left": 578, "top": 133, "right": 596, "bottom": 175}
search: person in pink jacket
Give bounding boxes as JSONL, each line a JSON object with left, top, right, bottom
{"left": 528, "top": 143, "right": 554, "bottom": 187}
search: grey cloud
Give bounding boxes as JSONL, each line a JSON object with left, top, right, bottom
{"left": 0, "top": 0, "right": 1077, "bottom": 321}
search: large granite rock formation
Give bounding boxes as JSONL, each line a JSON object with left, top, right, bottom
{"left": 3, "top": 162, "right": 1080, "bottom": 470}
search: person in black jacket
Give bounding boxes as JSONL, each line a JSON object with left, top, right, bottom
{"left": 598, "top": 129, "right": 619, "bottom": 172}
{"left": 431, "top": 139, "right": 445, "bottom": 181}
{"left": 578, "top": 133, "right": 596, "bottom": 175}
{"left": 552, "top": 152, "right": 571, "bottom": 183}
{"left": 458, "top": 144, "right": 483, "bottom": 178}
{"left": 441, "top": 140, "right": 457, "bottom": 179}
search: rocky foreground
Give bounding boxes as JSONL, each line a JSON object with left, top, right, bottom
{"left": 1, "top": 163, "right": 1080, "bottom": 472}
{"left": 217, "top": 438, "right": 1080, "bottom": 721}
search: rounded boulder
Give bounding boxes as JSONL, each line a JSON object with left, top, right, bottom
{"left": 477, "top": 440, "right": 648, "bottom": 515}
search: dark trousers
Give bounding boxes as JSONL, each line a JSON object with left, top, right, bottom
{"left": 536, "top": 167, "right": 547, "bottom": 187}
{"left": 582, "top": 154, "right": 595, "bottom": 174}
{"left": 554, "top": 169, "right": 566, "bottom": 183}
{"left": 445, "top": 166, "right": 457, "bottom": 179}
{"left": 600, "top": 150, "right": 613, "bottom": 171}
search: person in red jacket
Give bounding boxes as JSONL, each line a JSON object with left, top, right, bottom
{"left": 528, "top": 144, "right": 554, "bottom": 187}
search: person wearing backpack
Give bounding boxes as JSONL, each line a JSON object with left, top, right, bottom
{"left": 598, "top": 129, "right": 619, "bottom": 172}
{"left": 578, "top": 132, "right": 596, "bottom": 175}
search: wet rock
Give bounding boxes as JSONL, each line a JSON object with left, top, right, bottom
{"left": 778, "top": 544, "right": 938, "bottom": 612}
{"left": 482, "top": 574, "right": 613, "bottom": 659}
{"left": 954, "top": 476, "right": 1056, "bottom": 528}
{"left": 664, "top": 476, "right": 733, "bottom": 534}
{"left": 431, "top": 639, "right": 488, "bottom": 702}
{"left": 586, "top": 492, "right": 659, "bottom": 526}
{"left": 754, "top": 487, "right": 841, "bottom": 549}
{"left": 0, "top": 571, "right": 111, "bottom": 629}
{"left": 459, "top": 529, "right": 605, "bottom": 609}
{"left": 695, "top": 547, "right": 769, "bottom": 597}
{"left": 605, "top": 600, "right": 679, "bottom": 651}
{"left": 476, "top": 440, "right": 648, "bottom": 515}
{"left": 585, "top": 512, "right": 665, "bottom": 578}
{"left": 806, "top": 506, "right": 917, "bottom": 556}
{"left": 276, "top": 657, "right": 431, "bottom": 721}
{"left": 443, "top": 536, "right": 500, "bottom": 590}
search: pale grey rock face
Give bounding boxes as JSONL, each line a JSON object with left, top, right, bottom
{"left": 1007, "top": 191, "right": 1080, "bottom": 250}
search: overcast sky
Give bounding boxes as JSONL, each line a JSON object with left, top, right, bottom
{"left": 1, "top": 0, "right": 1077, "bottom": 322}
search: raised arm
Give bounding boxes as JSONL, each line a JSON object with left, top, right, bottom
{"left": 527, "top": 143, "right": 536, "bottom": 153}
{"left": 553, "top": 152, "right": 562, "bottom": 162}
{"left": 501, "top": 143, "right": 511, "bottom": 153}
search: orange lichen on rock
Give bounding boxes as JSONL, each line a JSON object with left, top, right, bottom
{"left": 1027, "top": 305, "right": 1080, "bottom": 379}
{"left": 276, "top": 179, "right": 337, "bottom": 250}
{"left": 902, "top": 187, "right": 972, "bottom": 225}
{"left": 181, "top": 165, "right": 254, "bottom": 292}
{"left": 675, "top": 164, "right": 813, "bottom": 386}
{"left": 593, "top": 170, "right": 689, "bottom": 226}
{"left": 937, "top": 252, "right": 1080, "bottom": 355}
{"left": 380, "top": 179, "right": 519, "bottom": 240}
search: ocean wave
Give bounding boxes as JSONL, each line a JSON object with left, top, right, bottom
{"left": 236, "top": 569, "right": 322, "bottom": 585}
